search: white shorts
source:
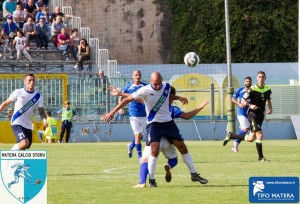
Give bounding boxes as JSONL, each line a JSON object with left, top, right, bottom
{"left": 15, "top": 45, "right": 24, "bottom": 50}
{"left": 142, "top": 137, "right": 177, "bottom": 160}
{"left": 237, "top": 115, "right": 250, "bottom": 130}
{"left": 129, "top": 116, "right": 147, "bottom": 135}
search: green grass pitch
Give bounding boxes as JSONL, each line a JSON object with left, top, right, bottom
{"left": 1, "top": 140, "right": 299, "bottom": 204}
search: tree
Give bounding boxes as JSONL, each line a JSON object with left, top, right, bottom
{"left": 165, "top": 0, "right": 297, "bottom": 63}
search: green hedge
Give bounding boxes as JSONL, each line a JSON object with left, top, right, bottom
{"left": 164, "top": 0, "right": 297, "bottom": 63}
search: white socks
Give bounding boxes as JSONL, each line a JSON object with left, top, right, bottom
{"left": 11, "top": 143, "right": 20, "bottom": 150}
{"left": 148, "top": 155, "right": 158, "bottom": 179}
{"left": 181, "top": 153, "right": 196, "bottom": 173}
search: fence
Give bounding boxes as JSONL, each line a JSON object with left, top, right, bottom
{"left": 1, "top": 74, "right": 299, "bottom": 122}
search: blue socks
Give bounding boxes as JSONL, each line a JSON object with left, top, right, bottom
{"left": 139, "top": 162, "right": 149, "bottom": 184}
{"left": 129, "top": 138, "right": 135, "bottom": 149}
{"left": 136, "top": 143, "right": 142, "bottom": 158}
{"left": 235, "top": 130, "right": 247, "bottom": 144}
{"left": 129, "top": 138, "right": 142, "bottom": 158}
{"left": 168, "top": 157, "right": 178, "bottom": 168}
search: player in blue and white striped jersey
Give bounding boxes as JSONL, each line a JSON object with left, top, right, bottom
{"left": 132, "top": 86, "right": 209, "bottom": 188}
{"left": 0, "top": 74, "right": 47, "bottom": 150}
{"left": 104, "top": 72, "right": 208, "bottom": 187}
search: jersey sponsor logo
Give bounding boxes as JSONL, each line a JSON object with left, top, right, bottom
{"left": 0, "top": 151, "right": 47, "bottom": 204}
{"left": 147, "top": 83, "right": 170, "bottom": 122}
{"left": 12, "top": 93, "right": 40, "bottom": 123}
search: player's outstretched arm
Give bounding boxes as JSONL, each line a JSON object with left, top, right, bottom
{"left": 170, "top": 94, "right": 188, "bottom": 105}
{"left": 0, "top": 98, "right": 12, "bottom": 114}
{"left": 109, "top": 85, "right": 130, "bottom": 98}
{"left": 180, "top": 99, "right": 209, "bottom": 120}
{"left": 109, "top": 85, "right": 122, "bottom": 96}
{"left": 102, "top": 95, "right": 134, "bottom": 122}
{"left": 111, "top": 85, "right": 142, "bottom": 104}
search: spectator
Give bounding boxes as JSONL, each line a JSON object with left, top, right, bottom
{"left": 70, "top": 28, "right": 80, "bottom": 60}
{"left": 13, "top": 30, "right": 33, "bottom": 61}
{"left": 35, "top": 0, "right": 45, "bottom": 12}
{"left": 57, "top": 101, "right": 77, "bottom": 143}
{"left": 51, "top": 16, "right": 64, "bottom": 47}
{"left": 24, "top": 0, "right": 37, "bottom": 19}
{"left": 42, "top": 0, "right": 48, "bottom": 6}
{"left": 37, "top": 111, "right": 57, "bottom": 143}
{"left": 1, "top": 15, "right": 18, "bottom": 59}
{"left": 24, "top": 0, "right": 37, "bottom": 21}
{"left": 50, "top": 6, "right": 74, "bottom": 24}
{"left": 35, "top": 5, "right": 50, "bottom": 24}
{"left": 74, "top": 39, "right": 90, "bottom": 70}
{"left": 23, "top": 16, "right": 37, "bottom": 49}
{"left": 2, "top": 0, "right": 16, "bottom": 19}
{"left": 57, "top": 28, "right": 71, "bottom": 61}
{"left": 0, "top": 30, "right": 13, "bottom": 60}
{"left": 13, "top": 3, "right": 27, "bottom": 29}
{"left": 36, "top": 19, "right": 48, "bottom": 49}
{"left": 0, "top": 32, "right": 5, "bottom": 55}
{"left": 95, "top": 70, "right": 109, "bottom": 104}
{"left": 16, "top": 0, "right": 26, "bottom": 8}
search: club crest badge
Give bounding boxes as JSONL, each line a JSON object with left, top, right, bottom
{"left": 0, "top": 151, "right": 47, "bottom": 204}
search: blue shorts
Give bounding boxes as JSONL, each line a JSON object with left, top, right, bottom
{"left": 146, "top": 120, "right": 183, "bottom": 145}
{"left": 12, "top": 125, "right": 33, "bottom": 148}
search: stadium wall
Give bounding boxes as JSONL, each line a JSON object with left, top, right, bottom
{"left": 0, "top": 120, "right": 295, "bottom": 144}
{"left": 69, "top": 120, "right": 297, "bottom": 142}
{"left": 63, "top": 0, "right": 172, "bottom": 64}
{"left": 0, "top": 121, "right": 62, "bottom": 143}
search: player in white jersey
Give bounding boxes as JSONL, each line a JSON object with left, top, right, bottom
{"left": 0, "top": 74, "right": 47, "bottom": 150}
{"left": 132, "top": 86, "right": 209, "bottom": 188}
{"left": 103, "top": 72, "right": 208, "bottom": 187}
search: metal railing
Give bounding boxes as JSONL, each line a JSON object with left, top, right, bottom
{"left": 49, "top": 0, "right": 120, "bottom": 77}
{"left": 98, "top": 49, "right": 109, "bottom": 74}
{"left": 1, "top": 74, "right": 300, "bottom": 122}
{"left": 70, "top": 17, "right": 81, "bottom": 31}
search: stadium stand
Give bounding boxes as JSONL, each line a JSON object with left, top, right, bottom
{"left": 0, "top": 0, "right": 122, "bottom": 123}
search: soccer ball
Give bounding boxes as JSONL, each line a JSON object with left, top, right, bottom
{"left": 184, "top": 52, "right": 200, "bottom": 67}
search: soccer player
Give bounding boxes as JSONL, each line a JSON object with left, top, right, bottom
{"left": 8, "top": 163, "right": 32, "bottom": 188}
{"left": 223, "top": 71, "right": 272, "bottom": 161}
{"left": 113, "top": 70, "right": 147, "bottom": 161}
{"left": 230, "top": 76, "right": 252, "bottom": 152}
{"left": 103, "top": 71, "right": 208, "bottom": 187}
{"left": 132, "top": 86, "right": 209, "bottom": 188}
{"left": 0, "top": 74, "right": 47, "bottom": 150}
